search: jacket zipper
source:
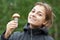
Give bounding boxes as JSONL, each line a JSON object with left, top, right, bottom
{"left": 31, "top": 29, "right": 32, "bottom": 40}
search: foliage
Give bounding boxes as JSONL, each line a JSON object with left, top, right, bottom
{"left": 0, "top": 0, "right": 60, "bottom": 40}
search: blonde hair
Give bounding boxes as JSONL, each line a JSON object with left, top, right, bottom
{"left": 35, "top": 2, "right": 55, "bottom": 28}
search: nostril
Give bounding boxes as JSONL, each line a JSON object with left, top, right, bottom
{"left": 33, "top": 15, "right": 35, "bottom": 17}
{"left": 32, "top": 15, "right": 35, "bottom": 17}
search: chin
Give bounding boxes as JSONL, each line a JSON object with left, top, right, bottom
{"left": 28, "top": 21, "right": 37, "bottom": 26}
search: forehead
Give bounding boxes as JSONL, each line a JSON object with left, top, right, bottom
{"left": 33, "top": 5, "right": 45, "bottom": 13}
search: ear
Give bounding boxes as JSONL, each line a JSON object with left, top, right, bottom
{"left": 43, "top": 21, "right": 48, "bottom": 25}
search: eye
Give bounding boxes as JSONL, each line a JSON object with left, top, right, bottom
{"left": 37, "top": 11, "right": 42, "bottom": 16}
{"left": 32, "top": 10, "right": 35, "bottom": 13}
{"left": 38, "top": 13, "right": 42, "bottom": 16}
{"left": 31, "top": 9, "right": 35, "bottom": 13}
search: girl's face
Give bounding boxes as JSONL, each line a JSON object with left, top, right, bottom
{"left": 28, "top": 5, "right": 46, "bottom": 27}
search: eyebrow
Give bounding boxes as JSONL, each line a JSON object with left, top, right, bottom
{"left": 37, "top": 11, "right": 45, "bottom": 16}
{"left": 38, "top": 9, "right": 45, "bottom": 14}
{"left": 37, "top": 11, "right": 42, "bottom": 13}
{"left": 33, "top": 8, "right": 44, "bottom": 14}
{"left": 32, "top": 9, "right": 35, "bottom": 11}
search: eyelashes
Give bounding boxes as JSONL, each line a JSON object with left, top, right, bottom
{"left": 32, "top": 10, "right": 35, "bottom": 13}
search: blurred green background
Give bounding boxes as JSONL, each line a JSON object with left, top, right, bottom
{"left": 0, "top": 0, "right": 60, "bottom": 40}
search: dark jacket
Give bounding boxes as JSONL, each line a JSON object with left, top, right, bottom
{"left": 1, "top": 23, "right": 54, "bottom": 40}
{"left": 0, "top": 35, "right": 1, "bottom": 40}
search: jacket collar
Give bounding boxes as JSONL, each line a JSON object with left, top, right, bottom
{"left": 24, "top": 23, "right": 48, "bottom": 35}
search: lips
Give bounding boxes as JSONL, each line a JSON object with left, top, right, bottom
{"left": 29, "top": 17, "right": 36, "bottom": 21}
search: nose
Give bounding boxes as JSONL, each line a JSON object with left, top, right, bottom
{"left": 31, "top": 13, "right": 36, "bottom": 18}
{"left": 32, "top": 14, "right": 35, "bottom": 17}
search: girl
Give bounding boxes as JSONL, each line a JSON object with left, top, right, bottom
{"left": 1, "top": 2, "right": 54, "bottom": 40}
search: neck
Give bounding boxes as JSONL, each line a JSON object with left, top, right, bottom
{"left": 29, "top": 24, "right": 42, "bottom": 29}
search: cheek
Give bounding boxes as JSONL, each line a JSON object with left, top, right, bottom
{"left": 28, "top": 12, "right": 31, "bottom": 17}
{"left": 37, "top": 17, "right": 45, "bottom": 23}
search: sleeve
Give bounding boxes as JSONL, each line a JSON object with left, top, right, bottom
{"left": 1, "top": 31, "right": 23, "bottom": 40}
{"left": 45, "top": 35, "right": 54, "bottom": 40}
{"left": 0, "top": 35, "right": 1, "bottom": 40}
{"left": 1, "top": 31, "right": 8, "bottom": 40}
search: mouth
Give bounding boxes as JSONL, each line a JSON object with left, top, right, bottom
{"left": 29, "top": 17, "right": 36, "bottom": 21}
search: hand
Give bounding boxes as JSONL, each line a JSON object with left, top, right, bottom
{"left": 4, "top": 13, "right": 20, "bottom": 39}
{"left": 4, "top": 20, "right": 18, "bottom": 39}
{"left": 6, "top": 20, "right": 18, "bottom": 31}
